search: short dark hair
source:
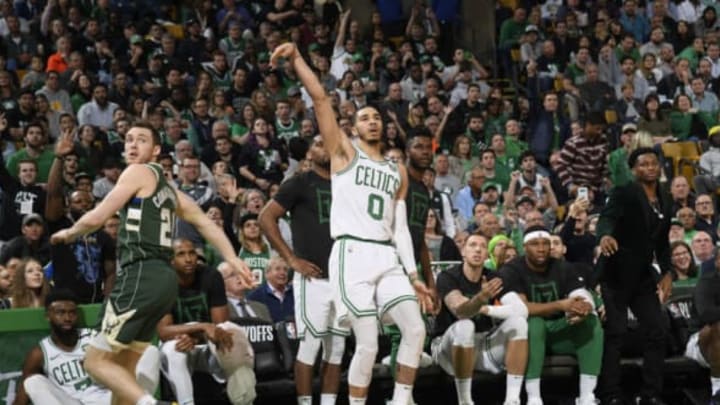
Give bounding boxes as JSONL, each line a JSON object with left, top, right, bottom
{"left": 214, "top": 135, "right": 231, "bottom": 144}
{"left": 17, "top": 159, "right": 38, "bottom": 169}
{"left": 628, "top": 147, "right": 658, "bottom": 168}
{"left": 408, "top": 127, "right": 433, "bottom": 140}
{"left": 352, "top": 104, "right": 381, "bottom": 125}
{"left": 480, "top": 148, "right": 496, "bottom": 158}
{"left": 157, "top": 153, "right": 173, "bottom": 162}
{"left": 45, "top": 289, "right": 79, "bottom": 309}
{"left": 519, "top": 150, "right": 535, "bottom": 162}
{"left": 131, "top": 120, "right": 162, "bottom": 146}
{"left": 18, "top": 88, "right": 34, "bottom": 97}
{"left": 585, "top": 111, "right": 606, "bottom": 126}
{"left": 468, "top": 110, "right": 484, "bottom": 121}
{"left": 24, "top": 121, "right": 45, "bottom": 137}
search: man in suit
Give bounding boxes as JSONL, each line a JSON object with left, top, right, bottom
{"left": 218, "top": 261, "right": 272, "bottom": 324}
{"left": 597, "top": 147, "right": 673, "bottom": 405}
{"left": 247, "top": 257, "right": 294, "bottom": 323}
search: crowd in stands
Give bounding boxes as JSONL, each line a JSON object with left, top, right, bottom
{"left": 3, "top": 0, "right": 720, "bottom": 402}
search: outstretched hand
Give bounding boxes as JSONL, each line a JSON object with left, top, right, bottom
{"left": 229, "top": 257, "right": 256, "bottom": 290}
{"left": 55, "top": 128, "right": 75, "bottom": 157}
{"left": 270, "top": 43, "right": 298, "bottom": 69}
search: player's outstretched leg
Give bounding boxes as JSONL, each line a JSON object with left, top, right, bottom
{"left": 347, "top": 316, "right": 379, "bottom": 404}
{"left": 386, "top": 300, "right": 426, "bottom": 405}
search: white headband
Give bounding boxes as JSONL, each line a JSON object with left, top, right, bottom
{"left": 523, "top": 230, "right": 551, "bottom": 244}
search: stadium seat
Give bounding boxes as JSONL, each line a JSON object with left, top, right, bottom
{"left": 661, "top": 141, "right": 702, "bottom": 188}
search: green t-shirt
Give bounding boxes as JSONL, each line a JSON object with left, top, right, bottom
{"left": 231, "top": 123, "right": 250, "bottom": 139}
{"left": 6, "top": 147, "right": 56, "bottom": 183}
{"left": 506, "top": 137, "right": 529, "bottom": 159}
{"left": 608, "top": 148, "right": 634, "bottom": 187}
{"left": 497, "top": 153, "right": 518, "bottom": 173}
{"left": 499, "top": 19, "right": 527, "bottom": 48}
{"left": 672, "top": 276, "right": 698, "bottom": 288}
{"left": 70, "top": 93, "right": 88, "bottom": 114}
{"left": 565, "top": 63, "right": 586, "bottom": 86}
{"left": 677, "top": 47, "right": 702, "bottom": 71}
{"left": 484, "top": 114, "right": 509, "bottom": 144}
{"left": 487, "top": 164, "right": 511, "bottom": 192}
{"left": 615, "top": 46, "right": 641, "bottom": 64}
{"left": 670, "top": 110, "right": 717, "bottom": 140}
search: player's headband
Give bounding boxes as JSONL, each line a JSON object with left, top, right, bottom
{"left": 523, "top": 230, "right": 551, "bottom": 244}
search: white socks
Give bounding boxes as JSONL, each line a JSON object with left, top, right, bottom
{"left": 349, "top": 396, "right": 366, "bottom": 404}
{"left": 525, "top": 378, "right": 541, "bottom": 402}
{"left": 320, "top": 393, "right": 337, "bottom": 404}
{"left": 455, "top": 377, "right": 473, "bottom": 404}
{"left": 506, "top": 374, "right": 524, "bottom": 402}
{"left": 712, "top": 376, "right": 720, "bottom": 394}
{"left": 579, "top": 374, "right": 597, "bottom": 401}
{"left": 391, "top": 382, "right": 413, "bottom": 405}
{"left": 135, "top": 395, "right": 156, "bottom": 405}
{"left": 297, "top": 395, "right": 312, "bottom": 405}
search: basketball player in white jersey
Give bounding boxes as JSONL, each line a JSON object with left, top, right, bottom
{"left": 13, "top": 289, "right": 161, "bottom": 405}
{"left": 271, "top": 43, "right": 434, "bottom": 405}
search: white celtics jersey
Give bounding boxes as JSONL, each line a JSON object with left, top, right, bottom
{"left": 331, "top": 144, "right": 401, "bottom": 241}
{"left": 40, "top": 329, "right": 106, "bottom": 401}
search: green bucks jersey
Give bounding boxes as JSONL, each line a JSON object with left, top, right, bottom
{"left": 118, "top": 163, "right": 178, "bottom": 267}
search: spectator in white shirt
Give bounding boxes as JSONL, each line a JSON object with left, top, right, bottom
{"left": 76, "top": 83, "right": 118, "bottom": 132}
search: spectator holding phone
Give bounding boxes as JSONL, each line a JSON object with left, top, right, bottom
{"left": 556, "top": 112, "right": 610, "bottom": 204}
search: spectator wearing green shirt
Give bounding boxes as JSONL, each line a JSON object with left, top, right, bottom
{"left": 6, "top": 122, "right": 55, "bottom": 183}
{"left": 669, "top": 240, "right": 699, "bottom": 288}
{"left": 564, "top": 47, "right": 591, "bottom": 86}
{"left": 614, "top": 33, "right": 641, "bottom": 64}
{"left": 504, "top": 119, "right": 529, "bottom": 160}
{"left": 677, "top": 207, "right": 699, "bottom": 245}
{"left": 499, "top": 8, "right": 528, "bottom": 49}
{"left": 489, "top": 133, "right": 518, "bottom": 173}
{"left": 480, "top": 148, "right": 510, "bottom": 192}
{"left": 483, "top": 98, "right": 509, "bottom": 144}
{"left": 498, "top": 8, "right": 528, "bottom": 76}
{"left": 607, "top": 124, "right": 654, "bottom": 188}
{"left": 670, "top": 93, "right": 717, "bottom": 140}
{"left": 677, "top": 38, "right": 706, "bottom": 72}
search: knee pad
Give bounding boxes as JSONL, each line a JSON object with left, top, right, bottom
{"left": 348, "top": 317, "right": 378, "bottom": 388}
{"left": 503, "top": 316, "right": 528, "bottom": 341}
{"left": 322, "top": 334, "right": 346, "bottom": 365}
{"left": 451, "top": 319, "right": 476, "bottom": 348}
{"left": 296, "top": 334, "right": 323, "bottom": 366}
{"left": 23, "top": 375, "right": 44, "bottom": 395}
{"left": 392, "top": 301, "right": 426, "bottom": 368}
